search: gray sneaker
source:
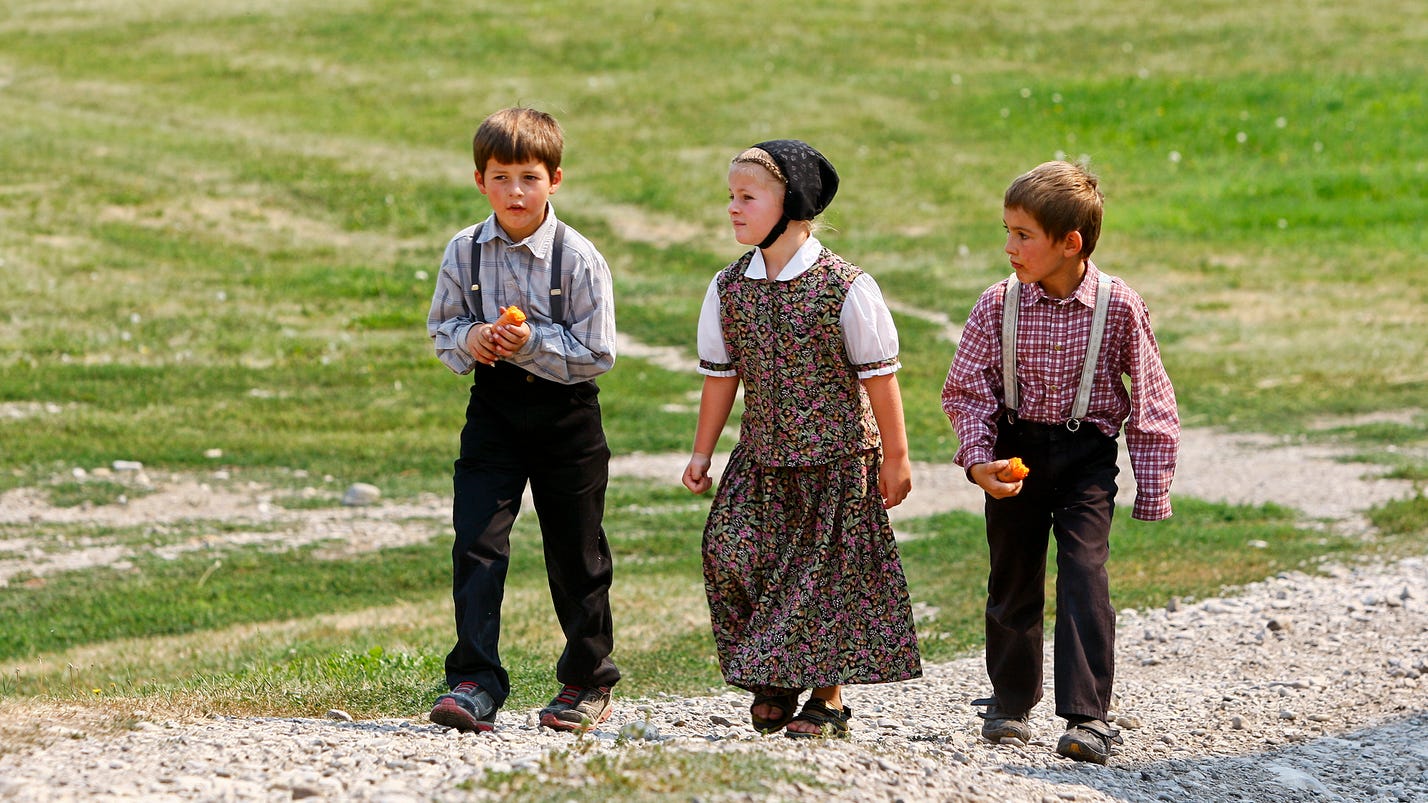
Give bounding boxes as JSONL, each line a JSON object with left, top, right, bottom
{"left": 539, "top": 685, "right": 613, "bottom": 732}
{"left": 428, "top": 681, "right": 498, "bottom": 733}
{"left": 973, "top": 697, "right": 1031, "bottom": 745}
{"left": 1056, "top": 719, "right": 1123, "bottom": 764}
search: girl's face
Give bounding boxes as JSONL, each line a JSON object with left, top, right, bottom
{"left": 727, "top": 164, "right": 784, "bottom": 247}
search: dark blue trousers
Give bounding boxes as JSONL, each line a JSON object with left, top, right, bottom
{"left": 444, "top": 361, "right": 620, "bottom": 706}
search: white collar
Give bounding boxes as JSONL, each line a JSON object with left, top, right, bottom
{"left": 744, "top": 236, "right": 823, "bottom": 281}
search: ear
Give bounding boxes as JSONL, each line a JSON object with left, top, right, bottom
{"left": 473, "top": 168, "right": 489, "bottom": 196}
{"left": 548, "top": 166, "right": 563, "bottom": 194}
{"left": 1061, "top": 230, "right": 1083, "bottom": 257}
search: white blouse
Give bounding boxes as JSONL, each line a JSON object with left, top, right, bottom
{"left": 696, "top": 237, "right": 901, "bottom": 379}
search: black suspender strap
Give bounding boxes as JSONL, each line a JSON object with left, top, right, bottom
{"left": 466, "top": 220, "right": 567, "bottom": 327}
{"left": 549, "top": 221, "right": 565, "bottom": 326}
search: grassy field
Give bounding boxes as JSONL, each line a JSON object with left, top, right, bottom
{"left": 1, "top": 0, "right": 1425, "bottom": 770}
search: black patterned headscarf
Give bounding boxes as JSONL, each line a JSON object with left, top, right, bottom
{"left": 747, "top": 139, "right": 839, "bottom": 249}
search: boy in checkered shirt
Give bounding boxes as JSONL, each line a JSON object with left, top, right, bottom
{"left": 942, "top": 161, "right": 1179, "bottom": 764}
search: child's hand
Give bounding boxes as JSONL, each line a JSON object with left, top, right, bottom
{"left": 970, "top": 460, "right": 1025, "bottom": 499}
{"left": 486, "top": 306, "right": 530, "bottom": 358}
{"left": 878, "top": 454, "right": 912, "bottom": 509}
{"left": 683, "top": 453, "right": 714, "bottom": 494}
{"left": 466, "top": 323, "right": 502, "bottom": 366}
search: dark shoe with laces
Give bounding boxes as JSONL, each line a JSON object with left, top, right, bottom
{"left": 428, "top": 681, "right": 498, "bottom": 733}
{"left": 1056, "top": 718, "right": 1123, "bottom": 764}
{"left": 972, "top": 697, "right": 1031, "bottom": 745}
{"left": 539, "top": 684, "right": 613, "bottom": 732}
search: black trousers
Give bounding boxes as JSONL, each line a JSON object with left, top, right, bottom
{"left": 444, "top": 361, "right": 620, "bottom": 705}
{"left": 983, "top": 417, "right": 1119, "bottom": 721}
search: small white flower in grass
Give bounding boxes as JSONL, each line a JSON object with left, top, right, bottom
{"left": 415, "top": 270, "right": 429, "bottom": 281}
{"left": 1020, "top": 87, "right": 1032, "bottom": 98}
{"left": 1000, "top": 108, "right": 1010, "bottom": 118}
{"left": 216, "top": 290, "right": 227, "bottom": 302}
{"left": 1169, "top": 151, "right": 1182, "bottom": 163}
{"left": 1052, "top": 93, "right": 1063, "bottom": 103}
{"left": 1276, "top": 117, "right": 1288, "bottom": 129}
{"left": 1313, "top": 142, "right": 1324, "bottom": 153}
{"left": 129, "top": 313, "right": 141, "bottom": 324}
{"left": 951, "top": 73, "right": 962, "bottom": 85}
{"left": 1236, "top": 132, "right": 1249, "bottom": 144}
{"left": 1055, "top": 150, "right": 1067, "bottom": 161}
{"left": 1277, "top": 219, "right": 1289, "bottom": 229}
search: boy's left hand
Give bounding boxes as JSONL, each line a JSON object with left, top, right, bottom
{"left": 486, "top": 311, "right": 530, "bottom": 358}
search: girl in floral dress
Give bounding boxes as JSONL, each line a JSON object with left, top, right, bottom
{"left": 681, "top": 140, "right": 922, "bottom": 738}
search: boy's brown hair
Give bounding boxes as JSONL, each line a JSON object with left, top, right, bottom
{"left": 1004, "top": 161, "right": 1103, "bottom": 258}
{"left": 472, "top": 107, "right": 564, "bottom": 175}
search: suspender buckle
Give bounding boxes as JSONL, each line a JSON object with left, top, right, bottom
{"left": 1065, "top": 418, "right": 1082, "bottom": 433}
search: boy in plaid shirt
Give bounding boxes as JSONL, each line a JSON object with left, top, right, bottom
{"left": 942, "top": 161, "right": 1179, "bottom": 764}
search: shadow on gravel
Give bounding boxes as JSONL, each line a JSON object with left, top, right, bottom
{"left": 1009, "top": 712, "right": 1428, "bottom": 802}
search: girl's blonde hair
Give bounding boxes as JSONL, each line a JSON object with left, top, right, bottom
{"left": 731, "top": 147, "right": 786, "bottom": 185}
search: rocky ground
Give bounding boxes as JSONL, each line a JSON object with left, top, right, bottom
{"left": 1, "top": 417, "right": 1425, "bottom": 801}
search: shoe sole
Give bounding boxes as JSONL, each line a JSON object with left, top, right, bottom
{"left": 981, "top": 724, "right": 1031, "bottom": 745}
{"left": 1057, "top": 738, "right": 1110, "bottom": 764}
{"left": 539, "top": 703, "right": 613, "bottom": 732}
{"left": 429, "top": 699, "right": 495, "bottom": 733}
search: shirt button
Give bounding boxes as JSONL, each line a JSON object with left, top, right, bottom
{"left": 526, "top": 375, "right": 536, "bottom": 383}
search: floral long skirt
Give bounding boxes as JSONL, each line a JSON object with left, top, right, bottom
{"left": 702, "top": 445, "right": 923, "bottom": 696}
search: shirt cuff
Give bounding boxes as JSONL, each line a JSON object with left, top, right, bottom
{"left": 1132, "top": 491, "right": 1172, "bottom": 521}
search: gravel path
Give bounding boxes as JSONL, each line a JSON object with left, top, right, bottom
{"left": 2, "top": 421, "right": 1425, "bottom": 801}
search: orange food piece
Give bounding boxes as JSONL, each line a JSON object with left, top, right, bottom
{"left": 997, "top": 457, "right": 1030, "bottom": 482}
{"left": 495, "top": 305, "right": 527, "bottom": 327}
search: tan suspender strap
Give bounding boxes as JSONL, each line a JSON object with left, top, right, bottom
{"left": 1001, "top": 276, "right": 1021, "bottom": 412}
{"left": 1068, "top": 274, "right": 1114, "bottom": 429}
{"left": 1000, "top": 272, "right": 1114, "bottom": 430}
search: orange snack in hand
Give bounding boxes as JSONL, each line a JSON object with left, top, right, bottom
{"left": 997, "top": 457, "right": 1030, "bottom": 482}
{"left": 495, "top": 305, "right": 526, "bottom": 327}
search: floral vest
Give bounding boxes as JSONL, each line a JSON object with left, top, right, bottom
{"left": 715, "top": 247, "right": 881, "bottom": 467}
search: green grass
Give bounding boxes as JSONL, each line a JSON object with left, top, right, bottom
{"left": 1, "top": 0, "right": 1425, "bottom": 787}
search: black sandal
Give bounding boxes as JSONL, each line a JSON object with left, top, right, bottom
{"left": 750, "top": 691, "right": 800, "bottom": 733}
{"left": 784, "top": 697, "right": 852, "bottom": 739}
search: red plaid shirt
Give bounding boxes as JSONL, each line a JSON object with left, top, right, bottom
{"left": 942, "top": 263, "right": 1180, "bottom": 520}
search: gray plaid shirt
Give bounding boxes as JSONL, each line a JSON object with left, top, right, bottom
{"left": 427, "top": 205, "right": 615, "bottom": 383}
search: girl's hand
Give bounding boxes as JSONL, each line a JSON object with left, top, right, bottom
{"left": 970, "top": 460, "right": 1024, "bottom": 499}
{"left": 879, "top": 454, "right": 912, "bottom": 509}
{"left": 683, "top": 453, "right": 714, "bottom": 494}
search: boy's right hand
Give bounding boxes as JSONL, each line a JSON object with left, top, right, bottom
{"left": 683, "top": 453, "right": 713, "bottom": 495}
{"left": 970, "top": 461, "right": 1024, "bottom": 499}
{"left": 466, "top": 323, "right": 502, "bottom": 366}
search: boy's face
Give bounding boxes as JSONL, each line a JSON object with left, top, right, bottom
{"left": 1002, "top": 206, "right": 1085, "bottom": 298}
{"left": 475, "top": 158, "right": 562, "bottom": 242}
{"left": 727, "top": 164, "right": 784, "bottom": 247}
